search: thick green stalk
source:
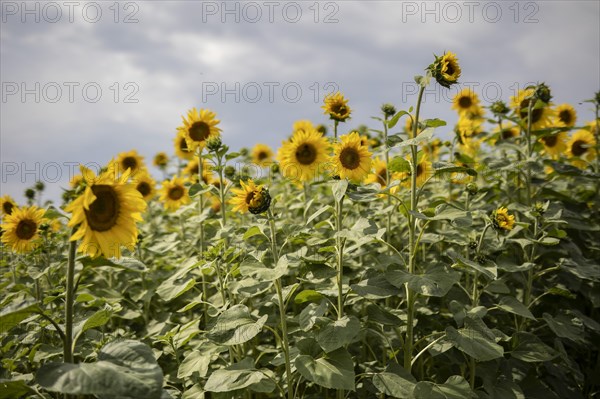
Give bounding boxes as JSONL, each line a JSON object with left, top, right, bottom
{"left": 64, "top": 235, "right": 77, "bottom": 364}
{"left": 197, "top": 150, "right": 205, "bottom": 254}
{"left": 383, "top": 115, "right": 393, "bottom": 251}
{"left": 335, "top": 196, "right": 345, "bottom": 320}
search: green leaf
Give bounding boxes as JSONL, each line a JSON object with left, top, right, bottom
{"left": 372, "top": 364, "right": 416, "bottom": 398}
{"left": 178, "top": 350, "right": 213, "bottom": 378}
{"left": 204, "top": 358, "right": 275, "bottom": 393}
{"left": 243, "top": 226, "right": 266, "bottom": 240}
{"left": 294, "top": 290, "right": 324, "bottom": 304}
{"left": 386, "top": 266, "right": 460, "bottom": 297}
{"left": 295, "top": 348, "right": 355, "bottom": 391}
{"left": 542, "top": 312, "right": 585, "bottom": 343}
{"left": 332, "top": 180, "right": 348, "bottom": 202}
{"left": 0, "top": 299, "right": 40, "bottom": 333}
{"left": 316, "top": 316, "right": 360, "bottom": 352}
{"left": 156, "top": 276, "right": 195, "bottom": 302}
{"left": 497, "top": 296, "right": 535, "bottom": 320}
{"left": 445, "top": 318, "right": 504, "bottom": 362}
{"left": 0, "top": 380, "right": 34, "bottom": 399}
{"left": 422, "top": 118, "right": 447, "bottom": 128}
{"left": 386, "top": 110, "right": 411, "bottom": 129}
{"left": 433, "top": 162, "right": 477, "bottom": 177}
{"left": 366, "top": 304, "right": 402, "bottom": 326}
{"left": 413, "top": 375, "right": 475, "bottom": 399}
{"left": 388, "top": 157, "right": 411, "bottom": 173}
{"left": 239, "top": 258, "right": 286, "bottom": 282}
{"left": 299, "top": 301, "right": 328, "bottom": 332}
{"left": 351, "top": 274, "right": 402, "bottom": 299}
{"left": 452, "top": 255, "right": 497, "bottom": 280}
{"left": 306, "top": 205, "right": 333, "bottom": 225}
{"left": 391, "top": 129, "right": 433, "bottom": 148}
{"left": 37, "top": 339, "right": 163, "bottom": 399}
{"left": 208, "top": 305, "right": 267, "bottom": 345}
{"left": 510, "top": 332, "right": 557, "bottom": 362}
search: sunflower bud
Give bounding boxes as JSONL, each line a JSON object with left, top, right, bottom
{"left": 239, "top": 148, "right": 249, "bottom": 157}
{"left": 427, "top": 51, "right": 461, "bottom": 88}
{"left": 224, "top": 165, "right": 236, "bottom": 179}
{"left": 153, "top": 152, "right": 169, "bottom": 169}
{"left": 490, "top": 101, "right": 509, "bottom": 116}
{"left": 35, "top": 181, "right": 45, "bottom": 192}
{"left": 248, "top": 187, "right": 272, "bottom": 215}
{"left": 25, "top": 188, "right": 36, "bottom": 201}
{"left": 594, "top": 91, "right": 600, "bottom": 106}
{"left": 270, "top": 163, "right": 280, "bottom": 174}
{"left": 468, "top": 241, "right": 478, "bottom": 250}
{"left": 532, "top": 201, "right": 547, "bottom": 216}
{"left": 381, "top": 103, "right": 397, "bottom": 119}
{"left": 316, "top": 124, "right": 328, "bottom": 136}
{"left": 466, "top": 182, "right": 478, "bottom": 196}
{"left": 206, "top": 136, "right": 223, "bottom": 152}
{"left": 534, "top": 83, "right": 552, "bottom": 104}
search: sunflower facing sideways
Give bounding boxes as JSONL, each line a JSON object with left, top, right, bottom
{"left": 178, "top": 108, "right": 221, "bottom": 153}
{"left": 116, "top": 150, "right": 147, "bottom": 177}
{"left": 174, "top": 132, "right": 194, "bottom": 160}
{"left": 159, "top": 176, "right": 191, "bottom": 211}
{"left": 252, "top": 144, "right": 274, "bottom": 167}
{"left": 331, "top": 132, "right": 372, "bottom": 182}
{"left": 539, "top": 131, "right": 567, "bottom": 158}
{"left": 277, "top": 128, "right": 330, "bottom": 183}
{"left": 183, "top": 158, "right": 213, "bottom": 184}
{"left": 1, "top": 195, "right": 17, "bottom": 217}
{"left": 65, "top": 162, "right": 147, "bottom": 259}
{"left": 397, "top": 155, "right": 433, "bottom": 188}
{"left": 566, "top": 129, "right": 597, "bottom": 168}
{"left": 511, "top": 89, "right": 554, "bottom": 131}
{"left": 1, "top": 205, "right": 46, "bottom": 254}
{"left": 229, "top": 179, "right": 271, "bottom": 215}
{"left": 322, "top": 92, "right": 352, "bottom": 122}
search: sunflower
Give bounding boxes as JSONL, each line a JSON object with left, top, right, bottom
{"left": 277, "top": 128, "right": 330, "bottom": 182}
{"left": 183, "top": 159, "right": 213, "bottom": 184}
{"left": 398, "top": 155, "right": 433, "bottom": 188}
{"left": 178, "top": 108, "right": 221, "bottom": 152}
{"left": 331, "top": 132, "right": 372, "bottom": 182}
{"left": 491, "top": 124, "right": 520, "bottom": 144}
{"left": 322, "top": 92, "right": 352, "bottom": 122}
{"left": 153, "top": 152, "right": 169, "bottom": 169}
{"left": 452, "top": 88, "right": 481, "bottom": 115}
{"left": 429, "top": 51, "right": 461, "bottom": 88}
{"left": 540, "top": 131, "right": 567, "bottom": 158}
{"left": 554, "top": 104, "right": 577, "bottom": 127}
{"left": 458, "top": 136, "right": 482, "bottom": 159}
{"left": 424, "top": 138, "right": 443, "bottom": 160}
{"left": 566, "top": 129, "right": 597, "bottom": 168}
{"left": 69, "top": 174, "right": 84, "bottom": 189}
{"left": 1, "top": 205, "right": 46, "bottom": 254}
{"left": 252, "top": 144, "right": 274, "bottom": 167}
{"left": 1, "top": 195, "right": 17, "bottom": 217}
{"left": 456, "top": 115, "right": 484, "bottom": 139}
{"left": 134, "top": 173, "right": 157, "bottom": 201}
{"left": 365, "top": 158, "right": 389, "bottom": 188}
{"left": 510, "top": 89, "right": 554, "bottom": 130}
{"left": 229, "top": 179, "right": 271, "bottom": 214}
{"left": 159, "top": 176, "right": 191, "bottom": 211}
{"left": 65, "top": 163, "right": 147, "bottom": 259}
{"left": 174, "top": 132, "right": 194, "bottom": 160}
{"left": 293, "top": 120, "right": 315, "bottom": 134}
{"left": 492, "top": 207, "right": 515, "bottom": 231}
{"left": 116, "top": 150, "right": 146, "bottom": 177}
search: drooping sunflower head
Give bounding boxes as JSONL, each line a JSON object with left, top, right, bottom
{"left": 174, "top": 132, "right": 194, "bottom": 160}
{"left": 116, "top": 150, "right": 146, "bottom": 177}
{"left": 252, "top": 144, "right": 274, "bottom": 167}
{"left": 331, "top": 132, "right": 372, "bottom": 182}
{"left": 277, "top": 128, "right": 330, "bottom": 183}
{"left": 510, "top": 89, "right": 554, "bottom": 130}
{"left": 159, "top": 176, "right": 191, "bottom": 212}
{"left": 65, "top": 164, "right": 147, "bottom": 259}
{"left": 178, "top": 108, "right": 221, "bottom": 153}
{"left": 539, "top": 131, "right": 567, "bottom": 158}
{"left": 492, "top": 207, "right": 515, "bottom": 231}
{"left": 322, "top": 92, "right": 352, "bottom": 122}
{"left": 134, "top": 173, "right": 157, "bottom": 201}
{"left": 153, "top": 152, "right": 169, "bottom": 169}
{"left": 428, "top": 51, "right": 461, "bottom": 88}
{"left": 183, "top": 159, "right": 213, "bottom": 184}
{"left": 1, "top": 205, "right": 46, "bottom": 254}
{"left": 566, "top": 129, "right": 597, "bottom": 168}
{"left": 554, "top": 104, "right": 577, "bottom": 127}
{"left": 229, "top": 179, "right": 271, "bottom": 215}
{"left": 452, "top": 88, "right": 481, "bottom": 115}
{"left": 1, "top": 195, "right": 17, "bottom": 217}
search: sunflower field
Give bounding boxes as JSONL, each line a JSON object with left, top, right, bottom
{"left": 1, "top": 52, "right": 600, "bottom": 399}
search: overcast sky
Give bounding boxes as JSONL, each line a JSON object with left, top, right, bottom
{"left": 1, "top": 0, "right": 599, "bottom": 204}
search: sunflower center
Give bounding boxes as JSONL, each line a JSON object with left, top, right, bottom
{"left": 245, "top": 191, "right": 256, "bottom": 205}
{"left": 519, "top": 99, "right": 543, "bottom": 123}
{"left": 168, "top": 186, "right": 184, "bottom": 201}
{"left": 558, "top": 110, "right": 572, "bottom": 125}
{"left": 85, "top": 185, "right": 120, "bottom": 232}
{"left": 445, "top": 62, "right": 455, "bottom": 76}
{"left": 258, "top": 151, "right": 268, "bottom": 161}
{"left": 137, "top": 182, "right": 151, "bottom": 197}
{"left": 340, "top": 147, "right": 360, "bottom": 170}
{"left": 501, "top": 129, "right": 516, "bottom": 140}
{"left": 295, "top": 143, "right": 317, "bottom": 165}
{"left": 377, "top": 168, "right": 387, "bottom": 186}
{"left": 458, "top": 96, "right": 472, "bottom": 109}
{"left": 122, "top": 156, "right": 137, "bottom": 171}
{"left": 16, "top": 219, "right": 37, "bottom": 240}
{"left": 541, "top": 134, "right": 558, "bottom": 148}
{"left": 331, "top": 103, "right": 348, "bottom": 117}
{"left": 416, "top": 163, "right": 423, "bottom": 177}
{"left": 3, "top": 201, "right": 14, "bottom": 215}
{"left": 571, "top": 140, "right": 588, "bottom": 157}
{"left": 188, "top": 122, "right": 210, "bottom": 142}
{"left": 179, "top": 137, "right": 190, "bottom": 152}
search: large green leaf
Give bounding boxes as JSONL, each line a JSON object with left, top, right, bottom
{"left": 451, "top": 255, "right": 497, "bottom": 280}
{"left": 510, "top": 332, "right": 557, "bottom": 362}
{"left": 239, "top": 257, "right": 287, "bottom": 282}
{"left": 413, "top": 376, "right": 475, "bottom": 399}
{"left": 0, "top": 299, "right": 39, "bottom": 333}
{"left": 497, "top": 296, "right": 535, "bottom": 320}
{"left": 372, "top": 364, "right": 416, "bottom": 398}
{"left": 445, "top": 318, "right": 504, "bottom": 362}
{"left": 0, "top": 380, "right": 34, "bottom": 399}
{"left": 207, "top": 305, "right": 267, "bottom": 345}
{"left": 178, "top": 350, "right": 213, "bottom": 378}
{"left": 295, "top": 348, "right": 355, "bottom": 391}
{"left": 386, "top": 266, "right": 460, "bottom": 297}
{"left": 351, "top": 274, "right": 402, "bottom": 299}
{"left": 203, "top": 358, "right": 275, "bottom": 393}
{"left": 36, "top": 339, "right": 163, "bottom": 399}
{"left": 542, "top": 312, "right": 586, "bottom": 343}
{"left": 316, "top": 316, "right": 360, "bottom": 352}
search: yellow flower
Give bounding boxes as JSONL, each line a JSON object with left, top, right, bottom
{"left": 116, "top": 150, "right": 147, "bottom": 177}
{"left": 229, "top": 179, "right": 271, "bottom": 214}
{"left": 153, "top": 152, "right": 169, "bottom": 169}
{"left": 492, "top": 207, "right": 515, "bottom": 231}
{"left": 452, "top": 88, "right": 481, "bottom": 116}
{"left": 456, "top": 115, "right": 484, "bottom": 139}
{"left": 65, "top": 162, "right": 147, "bottom": 259}
{"left": 1, "top": 206, "right": 46, "bottom": 254}
{"left": 322, "top": 92, "right": 352, "bottom": 122}
{"left": 293, "top": 120, "right": 315, "bottom": 134}
{"left": 554, "top": 104, "right": 577, "bottom": 127}
{"left": 277, "top": 128, "right": 330, "bottom": 183}
{"left": 364, "top": 157, "right": 402, "bottom": 194}
{"left": 159, "top": 176, "right": 191, "bottom": 211}
{"left": 70, "top": 174, "right": 84, "bottom": 189}
{"left": 183, "top": 159, "right": 213, "bottom": 184}
{"left": 174, "top": 132, "right": 194, "bottom": 160}
{"left": 566, "top": 129, "right": 597, "bottom": 168}
{"left": 134, "top": 173, "right": 157, "bottom": 201}
{"left": 540, "top": 132, "right": 567, "bottom": 158}
{"left": 424, "top": 138, "right": 443, "bottom": 160}
{"left": 1, "top": 195, "right": 17, "bottom": 217}
{"left": 252, "top": 144, "right": 274, "bottom": 167}
{"left": 178, "top": 108, "right": 221, "bottom": 153}
{"left": 429, "top": 51, "right": 461, "bottom": 88}
{"left": 511, "top": 89, "right": 554, "bottom": 130}
{"left": 331, "top": 132, "right": 372, "bottom": 182}
{"left": 398, "top": 155, "right": 433, "bottom": 188}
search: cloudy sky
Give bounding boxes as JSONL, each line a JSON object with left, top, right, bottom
{"left": 1, "top": 0, "right": 599, "bottom": 204}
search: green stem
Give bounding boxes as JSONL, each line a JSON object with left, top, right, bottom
{"left": 197, "top": 150, "right": 205, "bottom": 254}
{"left": 525, "top": 97, "right": 534, "bottom": 206}
{"left": 64, "top": 235, "right": 77, "bottom": 364}
{"left": 335, "top": 195, "right": 345, "bottom": 320}
{"left": 268, "top": 209, "right": 293, "bottom": 399}
{"left": 217, "top": 154, "right": 227, "bottom": 226}
{"left": 383, "top": 114, "right": 393, "bottom": 251}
